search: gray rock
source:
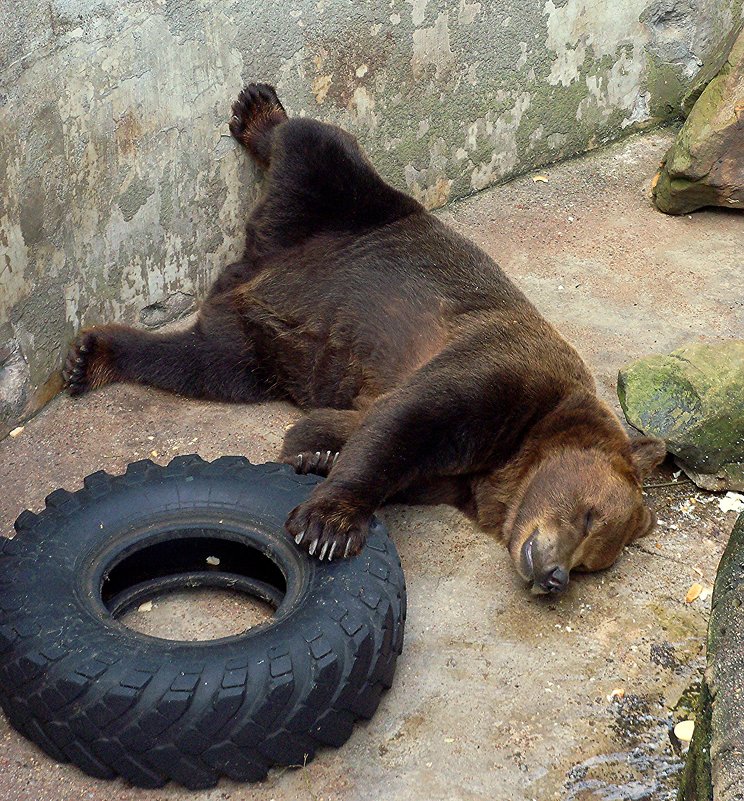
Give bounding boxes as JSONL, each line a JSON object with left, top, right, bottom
{"left": 139, "top": 291, "right": 196, "bottom": 329}
{"left": 618, "top": 341, "right": 744, "bottom": 491}
{"left": 0, "top": 328, "right": 30, "bottom": 429}
{"left": 674, "top": 461, "right": 744, "bottom": 493}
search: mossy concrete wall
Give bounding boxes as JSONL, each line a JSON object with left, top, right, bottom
{"left": 1, "top": 0, "right": 742, "bottom": 433}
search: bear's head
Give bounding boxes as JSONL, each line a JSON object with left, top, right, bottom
{"left": 477, "top": 437, "right": 665, "bottom": 594}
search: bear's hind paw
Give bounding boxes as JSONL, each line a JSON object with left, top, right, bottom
{"left": 229, "top": 83, "right": 287, "bottom": 150}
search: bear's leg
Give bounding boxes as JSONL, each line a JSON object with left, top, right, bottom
{"left": 284, "top": 339, "right": 506, "bottom": 560}
{"left": 280, "top": 409, "right": 363, "bottom": 476}
{"left": 229, "top": 83, "right": 288, "bottom": 169}
{"left": 229, "top": 84, "right": 420, "bottom": 254}
{"left": 285, "top": 372, "right": 477, "bottom": 558}
{"left": 392, "top": 476, "right": 476, "bottom": 518}
{"left": 63, "top": 299, "right": 276, "bottom": 402}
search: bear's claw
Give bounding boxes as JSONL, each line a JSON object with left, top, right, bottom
{"left": 62, "top": 330, "right": 114, "bottom": 396}
{"left": 285, "top": 493, "right": 369, "bottom": 562}
{"left": 63, "top": 335, "right": 94, "bottom": 396}
{"left": 289, "top": 449, "right": 340, "bottom": 477}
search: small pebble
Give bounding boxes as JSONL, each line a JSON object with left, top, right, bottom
{"left": 685, "top": 583, "right": 703, "bottom": 604}
{"left": 138, "top": 601, "right": 153, "bottom": 612}
{"left": 9, "top": 426, "right": 24, "bottom": 438}
{"left": 206, "top": 556, "right": 220, "bottom": 566}
{"left": 674, "top": 719, "right": 695, "bottom": 743}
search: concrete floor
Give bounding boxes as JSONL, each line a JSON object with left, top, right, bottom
{"left": 1, "top": 129, "right": 742, "bottom": 801}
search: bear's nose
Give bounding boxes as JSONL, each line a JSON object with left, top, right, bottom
{"left": 537, "top": 566, "right": 569, "bottom": 593}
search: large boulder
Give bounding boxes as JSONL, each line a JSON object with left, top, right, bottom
{"left": 618, "top": 341, "right": 744, "bottom": 491}
{"left": 678, "top": 511, "right": 744, "bottom": 801}
{"left": 653, "top": 26, "right": 744, "bottom": 215}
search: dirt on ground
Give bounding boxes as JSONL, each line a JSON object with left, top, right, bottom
{"left": 0, "top": 128, "right": 742, "bottom": 801}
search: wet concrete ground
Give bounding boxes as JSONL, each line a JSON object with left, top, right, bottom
{"left": 1, "top": 129, "right": 742, "bottom": 801}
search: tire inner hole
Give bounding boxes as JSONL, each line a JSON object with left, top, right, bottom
{"left": 101, "top": 535, "right": 287, "bottom": 641}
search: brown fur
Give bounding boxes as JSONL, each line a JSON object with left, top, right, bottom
{"left": 62, "top": 83, "right": 666, "bottom": 592}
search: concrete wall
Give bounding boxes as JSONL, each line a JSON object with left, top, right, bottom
{"left": 1, "top": 0, "right": 742, "bottom": 434}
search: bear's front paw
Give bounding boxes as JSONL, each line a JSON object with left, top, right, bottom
{"left": 62, "top": 329, "right": 115, "bottom": 396}
{"left": 285, "top": 493, "right": 370, "bottom": 561}
{"left": 284, "top": 450, "right": 340, "bottom": 477}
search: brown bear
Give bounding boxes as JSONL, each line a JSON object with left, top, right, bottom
{"left": 63, "top": 83, "right": 665, "bottom": 594}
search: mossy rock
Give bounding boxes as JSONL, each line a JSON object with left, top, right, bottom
{"left": 677, "top": 680, "right": 713, "bottom": 801}
{"left": 654, "top": 26, "right": 744, "bottom": 215}
{"left": 618, "top": 341, "right": 744, "bottom": 490}
{"left": 679, "top": 512, "right": 744, "bottom": 800}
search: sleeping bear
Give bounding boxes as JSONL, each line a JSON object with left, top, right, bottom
{"left": 63, "top": 83, "right": 666, "bottom": 594}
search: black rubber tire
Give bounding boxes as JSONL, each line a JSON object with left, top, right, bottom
{"left": 0, "top": 456, "right": 406, "bottom": 789}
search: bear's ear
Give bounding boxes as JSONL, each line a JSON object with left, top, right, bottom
{"left": 629, "top": 436, "right": 666, "bottom": 478}
{"left": 629, "top": 507, "right": 656, "bottom": 541}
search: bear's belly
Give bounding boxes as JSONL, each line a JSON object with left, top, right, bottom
{"left": 234, "top": 216, "right": 503, "bottom": 407}
{"left": 238, "top": 275, "right": 450, "bottom": 409}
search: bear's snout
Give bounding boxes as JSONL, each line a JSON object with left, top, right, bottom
{"left": 519, "top": 530, "right": 571, "bottom": 595}
{"left": 532, "top": 565, "right": 570, "bottom": 595}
